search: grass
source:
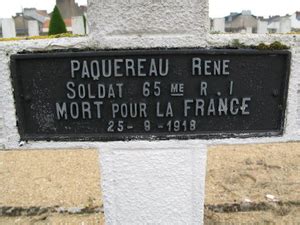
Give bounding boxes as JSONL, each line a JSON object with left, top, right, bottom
{"left": 0, "top": 33, "right": 84, "bottom": 42}
{"left": 231, "top": 39, "right": 290, "bottom": 50}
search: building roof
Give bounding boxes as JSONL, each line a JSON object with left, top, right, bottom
{"left": 225, "top": 11, "right": 257, "bottom": 22}
{"left": 36, "top": 10, "right": 49, "bottom": 17}
{"left": 267, "top": 15, "right": 281, "bottom": 23}
{"left": 225, "top": 13, "right": 240, "bottom": 22}
{"left": 266, "top": 15, "right": 291, "bottom": 25}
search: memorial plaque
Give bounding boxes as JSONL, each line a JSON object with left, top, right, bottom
{"left": 11, "top": 49, "right": 290, "bottom": 141}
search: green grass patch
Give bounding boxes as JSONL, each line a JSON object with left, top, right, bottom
{"left": 0, "top": 33, "right": 84, "bottom": 42}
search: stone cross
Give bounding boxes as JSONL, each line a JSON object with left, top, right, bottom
{"left": 88, "top": 0, "right": 209, "bottom": 224}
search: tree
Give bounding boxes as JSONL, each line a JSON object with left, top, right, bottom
{"left": 83, "top": 15, "right": 87, "bottom": 34}
{"left": 48, "top": 6, "right": 67, "bottom": 35}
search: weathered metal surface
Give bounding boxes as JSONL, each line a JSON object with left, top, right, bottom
{"left": 10, "top": 49, "right": 290, "bottom": 141}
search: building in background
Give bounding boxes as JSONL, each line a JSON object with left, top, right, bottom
{"left": 266, "top": 15, "right": 291, "bottom": 33}
{"left": 225, "top": 10, "right": 258, "bottom": 33}
{"left": 291, "top": 12, "right": 300, "bottom": 32}
{"left": 211, "top": 10, "right": 300, "bottom": 34}
{"left": 13, "top": 8, "right": 50, "bottom": 36}
{"left": 56, "top": 0, "right": 87, "bottom": 19}
{"left": 0, "top": 0, "right": 87, "bottom": 37}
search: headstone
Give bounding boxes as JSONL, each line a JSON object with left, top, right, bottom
{"left": 279, "top": 17, "right": 291, "bottom": 33}
{"left": 211, "top": 18, "right": 225, "bottom": 33}
{"left": 1, "top": 18, "right": 16, "bottom": 38}
{"left": 268, "top": 21, "right": 280, "bottom": 33}
{"left": 27, "top": 20, "right": 39, "bottom": 37}
{"left": 71, "top": 16, "right": 85, "bottom": 35}
{"left": 257, "top": 20, "right": 268, "bottom": 34}
{"left": 246, "top": 27, "right": 253, "bottom": 33}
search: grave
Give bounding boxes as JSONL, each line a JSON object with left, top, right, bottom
{"left": 0, "top": 0, "right": 299, "bottom": 224}
{"left": 257, "top": 20, "right": 268, "bottom": 34}
{"left": 1, "top": 18, "right": 16, "bottom": 38}
{"left": 28, "top": 20, "right": 39, "bottom": 37}
{"left": 71, "top": 16, "right": 85, "bottom": 35}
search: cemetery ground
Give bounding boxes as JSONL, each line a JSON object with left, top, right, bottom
{"left": 0, "top": 143, "right": 299, "bottom": 224}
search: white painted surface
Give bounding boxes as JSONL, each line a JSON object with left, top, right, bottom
{"left": 28, "top": 20, "right": 39, "bottom": 37}
{"left": 87, "top": 0, "right": 209, "bottom": 48}
{"left": 72, "top": 16, "right": 85, "bottom": 35}
{"left": 1, "top": 18, "right": 16, "bottom": 38}
{"left": 0, "top": 35, "right": 299, "bottom": 225}
{"left": 297, "top": 84, "right": 300, "bottom": 127}
{"left": 211, "top": 18, "right": 225, "bottom": 33}
{"left": 257, "top": 21, "right": 268, "bottom": 34}
{"left": 246, "top": 27, "right": 252, "bottom": 33}
{"left": 279, "top": 17, "right": 292, "bottom": 33}
{"left": 99, "top": 143, "right": 207, "bottom": 224}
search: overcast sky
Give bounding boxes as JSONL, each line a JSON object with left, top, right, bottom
{"left": 0, "top": 0, "right": 299, "bottom": 18}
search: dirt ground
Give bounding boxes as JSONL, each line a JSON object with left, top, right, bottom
{"left": 0, "top": 143, "right": 300, "bottom": 224}
{"left": 0, "top": 213, "right": 105, "bottom": 225}
{"left": 0, "top": 149, "right": 102, "bottom": 207}
{"left": 0, "top": 149, "right": 105, "bottom": 225}
{"left": 205, "top": 142, "right": 300, "bottom": 224}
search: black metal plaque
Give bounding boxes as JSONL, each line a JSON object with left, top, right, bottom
{"left": 11, "top": 49, "right": 290, "bottom": 141}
